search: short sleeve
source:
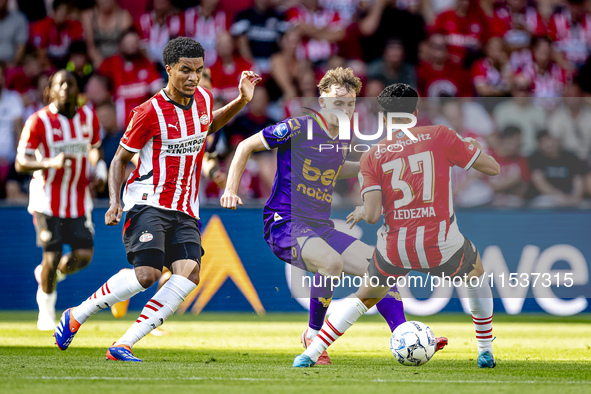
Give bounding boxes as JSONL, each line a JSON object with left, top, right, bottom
{"left": 91, "top": 109, "right": 101, "bottom": 147}
{"left": 258, "top": 118, "right": 298, "bottom": 150}
{"left": 30, "top": 21, "right": 46, "bottom": 48}
{"left": 359, "top": 149, "right": 381, "bottom": 198}
{"left": 18, "top": 114, "right": 43, "bottom": 155}
{"left": 120, "top": 107, "right": 153, "bottom": 153}
{"left": 442, "top": 127, "right": 481, "bottom": 170}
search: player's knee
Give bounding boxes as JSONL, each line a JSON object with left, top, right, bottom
{"left": 320, "top": 254, "right": 343, "bottom": 277}
{"left": 43, "top": 252, "right": 62, "bottom": 270}
{"left": 186, "top": 268, "right": 200, "bottom": 286}
{"left": 73, "top": 249, "right": 93, "bottom": 268}
{"left": 134, "top": 267, "right": 162, "bottom": 289}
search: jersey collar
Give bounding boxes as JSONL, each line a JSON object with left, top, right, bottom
{"left": 160, "top": 89, "right": 194, "bottom": 111}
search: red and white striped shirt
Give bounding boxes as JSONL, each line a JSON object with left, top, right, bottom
{"left": 120, "top": 88, "right": 213, "bottom": 218}
{"left": 359, "top": 125, "right": 481, "bottom": 270}
{"left": 137, "top": 11, "right": 184, "bottom": 65}
{"left": 18, "top": 104, "right": 101, "bottom": 218}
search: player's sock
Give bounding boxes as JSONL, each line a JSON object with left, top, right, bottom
{"left": 303, "top": 297, "right": 368, "bottom": 362}
{"left": 72, "top": 269, "right": 146, "bottom": 325}
{"left": 36, "top": 287, "right": 57, "bottom": 316}
{"left": 115, "top": 274, "right": 196, "bottom": 348}
{"left": 375, "top": 286, "right": 406, "bottom": 332}
{"left": 466, "top": 274, "right": 494, "bottom": 354}
{"left": 308, "top": 272, "right": 334, "bottom": 339}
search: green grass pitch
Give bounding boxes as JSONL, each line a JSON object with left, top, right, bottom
{"left": 1, "top": 312, "right": 590, "bottom": 393}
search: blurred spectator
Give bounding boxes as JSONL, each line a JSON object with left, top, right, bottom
{"left": 548, "top": 0, "right": 591, "bottom": 70}
{"left": 225, "top": 86, "right": 274, "bottom": 149}
{"left": 417, "top": 33, "right": 471, "bottom": 97}
{"left": 81, "top": 0, "right": 133, "bottom": 67}
{"left": 432, "top": 0, "right": 485, "bottom": 66}
{"left": 98, "top": 29, "right": 163, "bottom": 129}
{"left": 286, "top": 0, "right": 345, "bottom": 64}
{"left": 23, "top": 73, "right": 48, "bottom": 121}
{"left": 547, "top": 83, "right": 591, "bottom": 160}
{"left": 137, "top": 0, "right": 183, "bottom": 69}
{"left": 529, "top": 130, "right": 585, "bottom": 207}
{"left": 493, "top": 74, "right": 546, "bottom": 156}
{"left": 362, "top": 0, "right": 426, "bottom": 64}
{"left": 319, "top": 0, "right": 361, "bottom": 23}
{"left": 367, "top": 38, "right": 417, "bottom": 88}
{"left": 30, "top": 0, "right": 83, "bottom": 69}
{"left": 270, "top": 28, "right": 303, "bottom": 99}
{"left": 17, "top": 0, "right": 47, "bottom": 23}
{"left": 230, "top": 0, "right": 290, "bottom": 74}
{"left": 84, "top": 74, "right": 111, "bottom": 108}
{"left": 494, "top": 0, "right": 547, "bottom": 51}
{"left": 0, "top": 61, "right": 24, "bottom": 198}
{"left": 96, "top": 103, "right": 122, "bottom": 168}
{"left": 6, "top": 53, "right": 43, "bottom": 108}
{"left": 210, "top": 32, "right": 253, "bottom": 104}
{"left": 471, "top": 36, "right": 512, "bottom": 96}
{"left": 185, "top": 0, "right": 228, "bottom": 68}
{"left": 520, "top": 36, "right": 570, "bottom": 101}
{"left": 66, "top": 41, "right": 93, "bottom": 90}
{"left": 489, "top": 126, "right": 530, "bottom": 207}
{"left": 0, "top": 0, "right": 28, "bottom": 64}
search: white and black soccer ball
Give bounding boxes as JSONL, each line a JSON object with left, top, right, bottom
{"left": 390, "top": 321, "right": 436, "bottom": 366}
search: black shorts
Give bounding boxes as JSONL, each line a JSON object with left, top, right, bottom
{"left": 368, "top": 237, "right": 479, "bottom": 286}
{"left": 123, "top": 205, "right": 204, "bottom": 270}
{"left": 33, "top": 212, "right": 94, "bottom": 252}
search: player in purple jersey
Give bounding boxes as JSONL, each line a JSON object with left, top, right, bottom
{"left": 222, "top": 68, "right": 444, "bottom": 364}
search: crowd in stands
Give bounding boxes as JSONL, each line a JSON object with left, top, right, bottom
{"left": 1, "top": 0, "right": 591, "bottom": 209}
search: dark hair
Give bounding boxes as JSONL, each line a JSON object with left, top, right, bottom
{"left": 53, "top": 0, "right": 72, "bottom": 11}
{"left": 43, "top": 69, "right": 81, "bottom": 105}
{"left": 377, "top": 83, "right": 419, "bottom": 113}
{"left": 536, "top": 130, "right": 550, "bottom": 141}
{"left": 500, "top": 126, "right": 521, "bottom": 138}
{"left": 0, "top": 60, "right": 6, "bottom": 74}
{"left": 68, "top": 40, "right": 87, "bottom": 56}
{"left": 162, "top": 37, "right": 205, "bottom": 67}
{"left": 530, "top": 35, "right": 551, "bottom": 49}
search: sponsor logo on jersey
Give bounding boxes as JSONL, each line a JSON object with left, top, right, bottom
{"left": 139, "top": 233, "right": 153, "bottom": 242}
{"left": 199, "top": 114, "right": 209, "bottom": 125}
{"left": 142, "top": 193, "right": 148, "bottom": 201}
{"left": 273, "top": 123, "right": 289, "bottom": 138}
{"left": 52, "top": 128, "right": 62, "bottom": 138}
{"left": 468, "top": 144, "right": 475, "bottom": 151}
{"left": 391, "top": 207, "right": 436, "bottom": 220}
{"left": 168, "top": 122, "right": 179, "bottom": 131}
{"left": 55, "top": 143, "right": 89, "bottom": 155}
{"left": 296, "top": 159, "right": 341, "bottom": 203}
{"left": 164, "top": 134, "right": 206, "bottom": 155}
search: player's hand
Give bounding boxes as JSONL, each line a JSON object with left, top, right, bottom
{"left": 105, "top": 202, "right": 123, "bottom": 226}
{"left": 465, "top": 137, "right": 482, "bottom": 150}
{"left": 238, "top": 71, "right": 262, "bottom": 103}
{"left": 220, "top": 191, "right": 243, "bottom": 210}
{"left": 50, "top": 152, "right": 73, "bottom": 169}
{"left": 346, "top": 206, "right": 366, "bottom": 229}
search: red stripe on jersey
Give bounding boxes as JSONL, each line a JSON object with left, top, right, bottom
{"left": 159, "top": 156, "right": 180, "bottom": 208}
{"left": 149, "top": 299, "right": 164, "bottom": 308}
{"left": 145, "top": 304, "right": 159, "bottom": 312}
{"left": 50, "top": 169, "right": 64, "bottom": 216}
{"left": 176, "top": 155, "right": 194, "bottom": 212}
{"left": 77, "top": 157, "right": 87, "bottom": 216}
{"left": 325, "top": 320, "right": 343, "bottom": 336}
{"left": 65, "top": 157, "right": 77, "bottom": 217}
{"left": 152, "top": 135, "right": 163, "bottom": 193}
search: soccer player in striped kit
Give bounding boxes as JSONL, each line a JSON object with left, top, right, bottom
{"left": 16, "top": 70, "right": 106, "bottom": 331}
{"left": 294, "top": 84, "right": 501, "bottom": 369}
{"left": 54, "top": 37, "right": 261, "bottom": 361}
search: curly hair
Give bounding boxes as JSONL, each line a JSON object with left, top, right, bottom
{"left": 377, "top": 83, "right": 419, "bottom": 114}
{"left": 43, "top": 70, "right": 81, "bottom": 106}
{"left": 317, "top": 67, "right": 362, "bottom": 95}
{"left": 162, "top": 37, "right": 205, "bottom": 67}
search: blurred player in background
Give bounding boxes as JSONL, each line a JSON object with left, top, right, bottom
{"left": 221, "top": 68, "right": 445, "bottom": 365}
{"left": 15, "top": 70, "right": 106, "bottom": 331}
{"left": 54, "top": 37, "right": 260, "bottom": 361}
{"left": 294, "top": 84, "right": 500, "bottom": 368}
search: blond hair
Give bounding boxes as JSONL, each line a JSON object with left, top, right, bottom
{"left": 317, "top": 67, "right": 362, "bottom": 95}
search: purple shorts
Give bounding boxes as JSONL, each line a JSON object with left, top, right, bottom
{"left": 263, "top": 216, "right": 357, "bottom": 271}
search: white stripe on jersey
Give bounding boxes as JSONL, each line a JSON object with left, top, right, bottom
{"left": 197, "top": 86, "right": 211, "bottom": 122}
{"left": 437, "top": 220, "right": 447, "bottom": 264}
{"left": 188, "top": 99, "right": 200, "bottom": 213}
{"left": 182, "top": 100, "right": 199, "bottom": 213}
{"left": 151, "top": 98, "right": 168, "bottom": 198}
{"left": 57, "top": 116, "right": 72, "bottom": 218}
{"left": 397, "top": 227, "right": 412, "bottom": 269}
{"left": 415, "top": 226, "right": 430, "bottom": 269}
{"left": 37, "top": 111, "right": 55, "bottom": 213}
{"left": 170, "top": 106, "right": 188, "bottom": 208}
{"left": 70, "top": 115, "right": 84, "bottom": 218}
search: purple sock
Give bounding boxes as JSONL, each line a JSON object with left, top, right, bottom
{"left": 376, "top": 286, "right": 406, "bottom": 332}
{"left": 309, "top": 272, "right": 334, "bottom": 330}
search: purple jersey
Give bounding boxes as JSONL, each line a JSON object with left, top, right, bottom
{"left": 259, "top": 115, "right": 350, "bottom": 232}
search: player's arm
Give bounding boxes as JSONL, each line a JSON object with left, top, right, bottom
{"left": 220, "top": 133, "right": 268, "bottom": 209}
{"left": 15, "top": 119, "right": 71, "bottom": 173}
{"left": 465, "top": 138, "right": 500, "bottom": 176}
{"left": 346, "top": 190, "right": 383, "bottom": 228}
{"left": 337, "top": 161, "right": 360, "bottom": 179}
{"left": 104, "top": 146, "right": 135, "bottom": 226}
{"left": 209, "top": 71, "right": 261, "bottom": 135}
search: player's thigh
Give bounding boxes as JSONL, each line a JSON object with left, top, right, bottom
{"left": 34, "top": 212, "right": 64, "bottom": 253}
{"left": 341, "top": 240, "right": 374, "bottom": 277}
{"left": 63, "top": 214, "right": 94, "bottom": 252}
{"left": 300, "top": 237, "right": 343, "bottom": 275}
{"left": 433, "top": 237, "right": 481, "bottom": 280}
{"left": 123, "top": 206, "right": 167, "bottom": 270}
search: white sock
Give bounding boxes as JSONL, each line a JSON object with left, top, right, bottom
{"left": 36, "top": 286, "right": 57, "bottom": 317}
{"left": 115, "top": 274, "right": 196, "bottom": 348}
{"left": 306, "top": 328, "right": 320, "bottom": 339}
{"left": 303, "top": 297, "right": 368, "bottom": 362}
{"left": 72, "top": 269, "right": 145, "bottom": 324}
{"left": 466, "top": 274, "right": 494, "bottom": 355}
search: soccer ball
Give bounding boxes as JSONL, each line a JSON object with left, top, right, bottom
{"left": 390, "top": 321, "right": 436, "bottom": 366}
